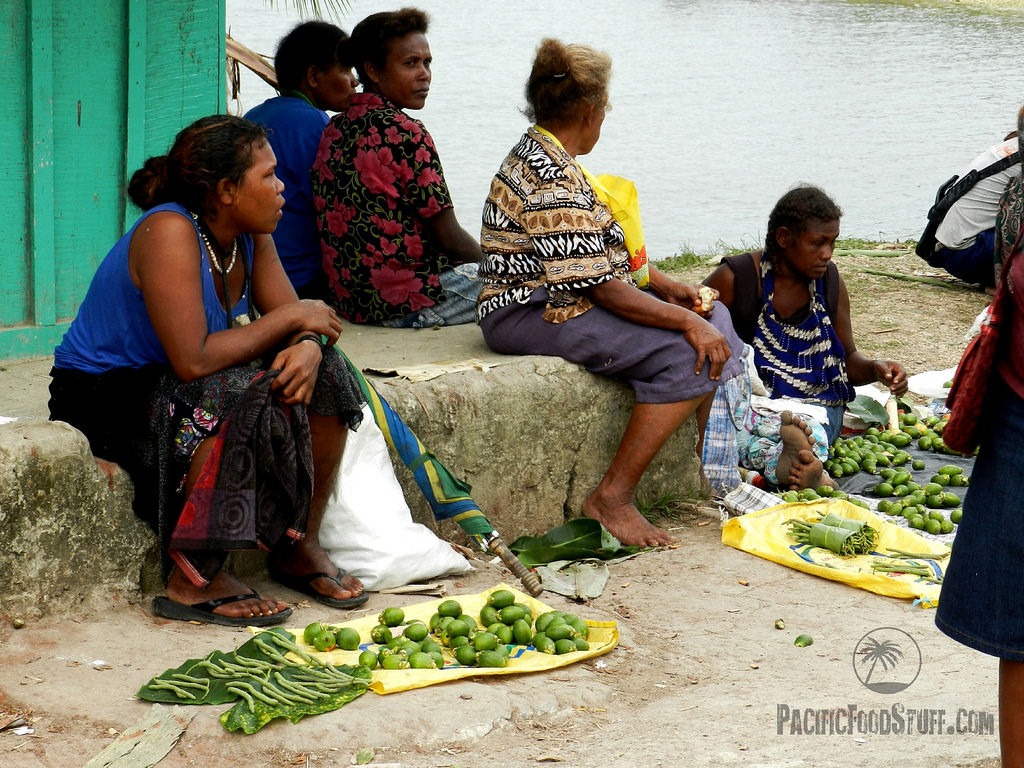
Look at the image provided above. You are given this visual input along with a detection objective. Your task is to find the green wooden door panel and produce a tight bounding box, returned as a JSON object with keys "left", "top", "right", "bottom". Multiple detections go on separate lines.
{"left": 51, "top": 0, "right": 128, "bottom": 320}
{"left": 0, "top": 3, "right": 31, "bottom": 327}
{"left": 1, "top": 0, "right": 224, "bottom": 361}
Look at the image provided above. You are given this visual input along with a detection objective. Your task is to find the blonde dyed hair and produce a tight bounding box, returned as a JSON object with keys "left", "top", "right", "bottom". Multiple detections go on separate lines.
{"left": 525, "top": 38, "right": 611, "bottom": 127}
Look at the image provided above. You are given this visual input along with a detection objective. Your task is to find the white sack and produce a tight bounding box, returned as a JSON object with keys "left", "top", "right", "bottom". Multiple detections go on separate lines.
{"left": 318, "top": 403, "right": 472, "bottom": 591}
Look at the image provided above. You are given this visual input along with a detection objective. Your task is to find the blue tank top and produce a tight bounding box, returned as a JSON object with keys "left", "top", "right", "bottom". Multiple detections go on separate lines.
{"left": 54, "top": 202, "right": 254, "bottom": 374}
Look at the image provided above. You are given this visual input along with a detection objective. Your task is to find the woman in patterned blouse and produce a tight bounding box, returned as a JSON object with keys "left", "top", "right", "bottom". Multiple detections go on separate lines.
{"left": 312, "top": 8, "right": 482, "bottom": 327}
{"left": 478, "top": 39, "right": 744, "bottom": 547}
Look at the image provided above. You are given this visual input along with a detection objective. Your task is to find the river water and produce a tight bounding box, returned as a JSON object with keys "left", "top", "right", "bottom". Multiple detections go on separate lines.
{"left": 227, "top": 0, "right": 1024, "bottom": 259}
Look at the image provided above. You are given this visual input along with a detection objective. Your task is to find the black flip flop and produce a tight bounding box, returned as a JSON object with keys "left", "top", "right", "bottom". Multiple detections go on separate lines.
{"left": 151, "top": 593, "right": 292, "bottom": 627}
{"left": 268, "top": 562, "right": 369, "bottom": 609}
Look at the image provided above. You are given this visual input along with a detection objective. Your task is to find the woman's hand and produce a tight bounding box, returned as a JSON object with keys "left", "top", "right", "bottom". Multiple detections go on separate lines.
{"left": 875, "top": 360, "right": 908, "bottom": 397}
{"left": 269, "top": 340, "right": 322, "bottom": 405}
{"left": 683, "top": 315, "right": 731, "bottom": 381}
{"left": 648, "top": 269, "right": 718, "bottom": 316}
{"left": 661, "top": 281, "right": 699, "bottom": 308}
{"left": 285, "top": 299, "right": 344, "bottom": 347}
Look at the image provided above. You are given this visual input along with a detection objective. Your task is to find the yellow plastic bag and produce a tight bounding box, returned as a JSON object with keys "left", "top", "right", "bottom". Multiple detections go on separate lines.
{"left": 264, "top": 584, "right": 618, "bottom": 694}
{"left": 721, "top": 500, "right": 947, "bottom": 607}
{"left": 532, "top": 125, "right": 649, "bottom": 287}
{"left": 582, "top": 170, "right": 650, "bottom": 288}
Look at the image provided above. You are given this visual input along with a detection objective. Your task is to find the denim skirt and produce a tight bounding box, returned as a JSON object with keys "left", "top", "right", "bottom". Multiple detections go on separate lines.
{"left": 935, "top": 377, "right": 1024, "bottom": 659}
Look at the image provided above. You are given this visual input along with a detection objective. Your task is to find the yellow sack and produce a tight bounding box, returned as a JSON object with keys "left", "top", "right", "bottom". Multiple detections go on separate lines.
{"left": 585, "top": 172, "right": 650, "bottom": 288}
{"left": 264, "top": 583, "right": 618, "bottom": 695}
{"left": 721, "top": 499, "right": 947, "bottom": 607}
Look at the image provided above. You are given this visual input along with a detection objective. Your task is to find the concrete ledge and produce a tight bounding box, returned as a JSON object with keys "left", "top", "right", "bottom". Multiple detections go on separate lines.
{"left": 0, "top": 420, "right": 159, "bottom": 617}
{"left": 0, "top": 322, "right": 704, "bottom": 615}
{"left": 372, "top": 355, "right": 702, "bottom": 544}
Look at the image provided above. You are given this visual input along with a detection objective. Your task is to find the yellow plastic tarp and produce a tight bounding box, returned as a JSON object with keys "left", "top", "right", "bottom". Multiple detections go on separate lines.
{"left": 721, "top": 500, "right": 947, "bottom": 607}
{"left": 262, "top": 584, "right": 618, "bottom": 694}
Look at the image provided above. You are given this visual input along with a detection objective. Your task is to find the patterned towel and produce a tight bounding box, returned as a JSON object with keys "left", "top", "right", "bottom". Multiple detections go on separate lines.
{"left": 721, "top": 482, "right": 783, "bottom": 517}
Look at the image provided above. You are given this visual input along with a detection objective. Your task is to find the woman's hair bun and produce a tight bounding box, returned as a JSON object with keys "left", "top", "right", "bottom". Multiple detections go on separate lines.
{"left": 525, "top": 38, "right": 610, "bottom": 127}
{"left": 127, "top": 154, "right": 171, "bottom": 211}
{"left": 127, "top": 114, "right": 267, "bottom": 213}
{"left": 534, "top": 38, "right": 571, "bottom": 80}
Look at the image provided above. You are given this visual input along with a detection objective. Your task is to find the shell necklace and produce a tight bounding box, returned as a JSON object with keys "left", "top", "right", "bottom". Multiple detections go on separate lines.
{"left": 197, "top": 226, "right": 238, "bottom": 274}
{"left": 189, "top": 210, "right": 254, "bottom": 329}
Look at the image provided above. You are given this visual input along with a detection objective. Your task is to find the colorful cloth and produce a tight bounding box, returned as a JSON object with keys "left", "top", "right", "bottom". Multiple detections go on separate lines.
{"left": 50, "top": 348, "right": 364, "bottom": 581}
{"left": 996, "top": 174, "right": 1024, "bottom": 273}
{"left": 753, "top": 254, "right": 854, "bottom": 407}
{"left": 700, "top": 378, "right": 743, "bottom": 496}
{"left": 478, "top": 126, "right": 632, "bottom": 324}
{"left": 733, "top": 408, "right": 829, "bottom": 486}
{"left": 312, "top": 92, "right": 456, "bottom": 324}
{"left": 170, "top": 369, "right": 311, "bottom": 585}
{"left": 701, "top": 358, "right": 829, "bottom": 490}
{"left": 154, "top": 348, "right": 363, "bottom": 581}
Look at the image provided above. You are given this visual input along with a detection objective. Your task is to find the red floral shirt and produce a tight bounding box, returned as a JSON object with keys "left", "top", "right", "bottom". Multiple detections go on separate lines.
{"left": 312, "top": 92, "right": 454, "bottom": 323}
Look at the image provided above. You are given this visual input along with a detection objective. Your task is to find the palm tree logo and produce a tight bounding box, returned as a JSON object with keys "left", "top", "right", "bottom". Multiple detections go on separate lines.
{"left": 853, "top": 627, "right": 921, "bottom": 693}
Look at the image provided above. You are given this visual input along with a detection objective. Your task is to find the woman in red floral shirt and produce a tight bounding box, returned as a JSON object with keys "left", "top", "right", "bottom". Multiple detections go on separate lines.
{"left": 312, "top": 8, "right": 481, "bottom": 326}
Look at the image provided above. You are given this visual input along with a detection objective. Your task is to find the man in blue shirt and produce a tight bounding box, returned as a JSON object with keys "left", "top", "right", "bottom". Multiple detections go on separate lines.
{"left": 245, "top": 21, "right": 357, "bottom": 298}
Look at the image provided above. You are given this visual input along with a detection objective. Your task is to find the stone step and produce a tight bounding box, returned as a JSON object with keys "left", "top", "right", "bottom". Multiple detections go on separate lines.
{"left": 0, "top": 323, "right": 703, "bottom": 616}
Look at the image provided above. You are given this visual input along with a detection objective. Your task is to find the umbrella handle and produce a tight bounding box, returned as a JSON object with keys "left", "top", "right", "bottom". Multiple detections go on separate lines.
{"left": 488, "top": 536, "right": 543, "bottom": 597}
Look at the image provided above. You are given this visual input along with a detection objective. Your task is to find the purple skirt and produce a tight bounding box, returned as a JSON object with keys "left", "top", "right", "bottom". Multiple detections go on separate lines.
{"left": 479, "top": 287, "right": 744, "bottom": 403}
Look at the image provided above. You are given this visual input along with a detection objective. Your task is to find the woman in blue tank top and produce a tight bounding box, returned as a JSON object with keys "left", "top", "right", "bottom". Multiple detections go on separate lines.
{"left": 49, "top": 115, "right": 369, "bottom": 625}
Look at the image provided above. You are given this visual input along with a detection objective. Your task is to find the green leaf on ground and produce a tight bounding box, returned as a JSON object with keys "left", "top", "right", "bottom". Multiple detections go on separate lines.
{"left": 508, "top": 518, "right": 648, "bottom": 567}
{"left": 136, "top": 627, "right": 371, "bottom": 734}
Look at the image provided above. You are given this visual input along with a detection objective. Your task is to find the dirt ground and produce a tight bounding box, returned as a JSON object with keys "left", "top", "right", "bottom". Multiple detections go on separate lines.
{"left": 0, "top": 517, "right": 1005, "bottom": 768}
{"left": 0, "top": 245, "right": 1002, "bottom": 768}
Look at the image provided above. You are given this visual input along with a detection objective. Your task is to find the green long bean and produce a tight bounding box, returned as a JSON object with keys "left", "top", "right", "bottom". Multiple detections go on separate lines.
{"left": 147, "top": 680, "right": 198, "bottom": 699}
{"left": 226, "top": 684, "right": 256, "bottom": 713}
{"left": 274, "top": 671, "right": 329, "bottom": 700}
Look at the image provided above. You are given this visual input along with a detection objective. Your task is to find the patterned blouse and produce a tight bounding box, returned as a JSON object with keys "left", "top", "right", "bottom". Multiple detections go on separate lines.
{"left": 478, "top": 126, "right": 633, "bottom": 324}
{"left": 311, "top": 92, "right": 455, "bottom": 324}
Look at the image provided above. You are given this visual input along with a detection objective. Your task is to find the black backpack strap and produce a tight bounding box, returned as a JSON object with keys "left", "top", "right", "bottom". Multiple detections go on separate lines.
{"left": 824, "top": 262, "right": 840, "bottom": 321}
{"left": 916, "top": 149, "right": 1021, "bottom": 260}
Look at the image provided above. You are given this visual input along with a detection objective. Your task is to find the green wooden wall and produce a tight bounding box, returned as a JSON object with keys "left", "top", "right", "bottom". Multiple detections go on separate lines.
{"left": 0, "top": 0, "right": 225, "bottom": 360}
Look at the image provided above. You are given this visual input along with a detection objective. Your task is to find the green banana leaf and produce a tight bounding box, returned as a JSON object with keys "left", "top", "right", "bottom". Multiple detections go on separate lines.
{"left": 508, "top": 518, "right": 647, "bottom": 567}
{"left": 845, "top": 395, "right": 889, "bottom": 427}
{"left": 136, "top": 628, "right": 370, "bottom": 734}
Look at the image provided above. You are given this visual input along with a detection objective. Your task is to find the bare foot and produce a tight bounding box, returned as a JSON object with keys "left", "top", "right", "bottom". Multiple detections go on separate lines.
{"left": 777, "top": 411, "right": 816, "bottom": 486}
{"left": 582, "top": 489, "right": 676, "bottom": 547}
{"left": 786, "top": 448, "right": 825, "bottom": 490}
{"left": 272, "top": 540, "right": 364, "bottom": 602}
{"left": 166, "top": 568, "right": 287, "bottom": 620}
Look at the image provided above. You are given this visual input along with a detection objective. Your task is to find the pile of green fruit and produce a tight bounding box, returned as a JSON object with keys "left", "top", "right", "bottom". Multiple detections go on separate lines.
{"left": 874, "top": 464, "right": 967, "bottom": 535}
{"left": 825, "top": 411, "right": 965, "bottom": 481}
{"left": 776, "top": 486, "right": 870, "bottom": 506}
{"left": 301, "top": 590, "right": 592, "bottom": 673}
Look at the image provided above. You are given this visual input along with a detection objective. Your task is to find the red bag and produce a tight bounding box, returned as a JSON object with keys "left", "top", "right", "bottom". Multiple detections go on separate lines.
{"left": 942, "top": 265, "right": 1012, "bottom": 455}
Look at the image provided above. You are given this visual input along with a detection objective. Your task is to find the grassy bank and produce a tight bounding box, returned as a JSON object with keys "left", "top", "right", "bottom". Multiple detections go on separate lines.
{"left": 959, "top": 0, "right": 1024, "bottom": 8}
